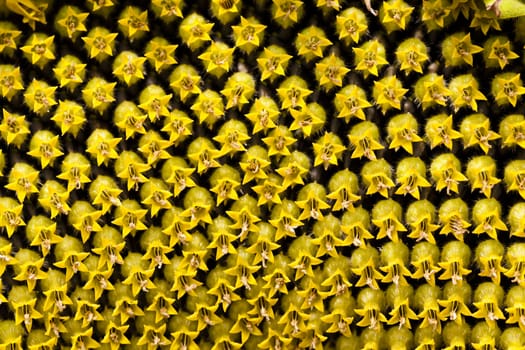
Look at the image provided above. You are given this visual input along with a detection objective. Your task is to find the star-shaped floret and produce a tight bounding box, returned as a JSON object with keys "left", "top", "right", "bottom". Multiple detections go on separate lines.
{"left": 28, "top": 223, "right": 61, "bottom": 257}
{"left": 262, "top": 127, "right": 296, "bottom": 157}
{"left": 470, "top": 8, "right": 501, "bottom": 34}
{"left": 85, "top": 131, "right": 121, "bottom": 166}
{"left": 169, "top": 65, "right": 202, "bottom": 102}
{"left": 0, "top": 66, "right": 24, "bottom": 101}
{"left": 353, "top": 40, "right": 389, "bottom": 77}
{"left": 112, "top": 296, "right": 144, "bottom": 324}
{"left": 257, "top": 46, "right": 293, "bottom": 81}
{"left": 381, "top": 0, "right": 414, "bottom": 32}
{"left": 407, "top": 216, "right": 440, "bottom": 243}
{"left": 341, "top": 221, "right": 374, "bottom": 247}
{"left": 207, "top": 230, "right": 237, "bottom": 260}
{"left": 112, "top": 53, "right": 147, "bottom": 86}
{"left": 472, "top": 211, "right": 508, "bottom": 240}
{"left": 82, "top": 29, "right": 118, "bottom": 59}
{"left": 92, "top": 240, "right": 125, "bottom": 269}
{"left": 146, "top": 292, "right": 178, "bottom": 323}
{"left": 426, "top": 114, "right": 463, "bottom": 150}
{"left": 138, "top": 92, "right": 172, "bottom": 123}
{"left": 278, "top": 304, "right": 309, "bottom": 336}
{"left": 272, "top": 0, "right": 304, "bottom": 24}
{"left": 469, "top": 168, "right": 500, "bottom": 199}
{"left": 472, "top": 298, "right": 505, "bottom": 325}
{"left": 151, "top": 0, "right": 183, "bottom": 19}
{"left": 276, "top": 161, "right": 309, "bottom": 189}
{"left": 312, "top": 132, "right": 346, "bottom": 170}
{"left": 315, "top": 53, "right": 350, "bottom": 91}
{"left": 143, "top": 242, "right": 172, "bottom": 269}
{"left": 388, "top": 120, "right": 423, "bottom": 155}
{"left": 396, "top": 38, "right": 428, "bottom": 74}
{"left": 421, "top": 0, "right": 450, "bottom": 29}
{"left": 505, "top": 304, "right": 525, "bottom": 331}
{"left": 38, "top": 190, "right": 70, "bottom": 219}
{"left": 433, "top": 165, "right": 468, "bottom": 195}
{"left": 179, "top": 14, "right": 214, "bottom": 49}
{"left": 163, "top": 215, "right": 192, "bottom": 247}
{"left": 165, "top": 166, "right": 196, "bottom": 198}
{"left": 445, "top": 32, "right": 483, "bottom": 66}
{"left": 336, "top": 8, "right": 368, "bottom": 44}
{"left": 440, "top": 213, "right": 471, "bottom": 241}
{"left": 487, "top": 38, "right": 519, "bottom": 69}
{"left": 24, "top": 80, "right": 57, "bottom": 116}
{"left": 198, "top": 41, "right": 235, "bottom": 78}
{"left": 187, "top": 304, "right": 222, "bottom": 331}
{"left": 295, "top": 26, "right": 332, "bottom": 61}
{"left": 269, "top": 214, "right": 303, "bottom": 241}
{"left": 373, "top": 214, "right": 407, "bottom": 241}
{"left": 252, "top": 178, "right": 284, "bottom": 207}
{"left": 86, "top": 0, "right": 115, "bottom": 12}
{"left": 12, "top": 297, "right": 42, "bottom": 331}
{"left": 240, "top": 155, "right": 271, "bottom": 184}
{"left": 101, "top": 323, "right": 130, "bottom": 350}
{"left": 411, "top": 257, "right": 441, "bottom": 285}
{"left": 363, "top": 173, "right": 395, "bottom": 198}
{"left": 27, "top": 135, "right": 63, "bottom": 169}
{"left": 116, "top": 161, "right": 150, "bottom": 192}
{"left": 112, "top": 206, "right": 148, "bottom": 238}
{"left": 354, "top": 305, "right": 388, "bottom": 329}
{"left": 438, "top": 260, "right": 472, "bottom": 285}
{"left": 72, "top": 210, "right": 102, "bottom": 243}
{"left": 464, "top": 119, "right": 501, "bottom": 154}
{"left": 122, "top": 268, "right": 156, "bottom": 296}
{"left": 478, "top": 255, "right": 506, "bottom": 284}
{"left": 438, "top": 296, "right": 471, "bottom": 323}
{"left": 395, "top": 171, "right": 431, "bottom": 200}
{"left": 83, "top": 268, "right": 114, "bottom": 300}
{"left": 162, "top": 110, "right": 193, "bottom": 145}
{"left": 187, "top": 145, "right": 222, "bottom": 175}
{"left": 54, "top": 252, "right": 89, "bottom": 281}
{"left": 0, "top": 109, "right": 30, "bottom": 148}
{"left": 51, "top": 100, "right": 86, "bottom": 137}
{"left": 82, "top": 78, "right": 116, "bottom": 113}
{"left": 231, "top": 314, "right": 263, "bottom": 345}
{"left": 450, "top": 76, "right": 487, "bottom": 112}
{"left": 57, "top": 163, "right": 90, "bottom": 193}
{"left": 418, "top": 74, "right": 451, "bottom": 109}
{"left": 171, "top": 327, "right": 200, "bottom": 350}
{"left": 92, "top": 187, "right": 122, "bottom": 215}
{"left": 70, "top": 327, "right": 100, "bottom": 349}
{"left": 334, "top": 85, "right": 371, "bottom": 122}
{"left": 21, "top": 34, "right": 55, "bottom": 66}
{"left": 494, "top": 73, "right": 525, "bottom": 107}
{"left": 138, "top": 133, "right": 171, "bottom": 165}
{"left": 373, "top": 76, "right": 409, "bottom": 112}
{"left": 144, "top": 37, "right": 178, "bottom": 72}
{"left": 276, "top": 82, "right": 312, "bottom": 111}
{"left": 142, "top": 187, "right": 172, "bottom": 218}
{"left": 13, "top": 258, "right": 47, "bottom": 291}
{"left": 56, "top": 6, "right": 89, "bottom": 39}
{"left": 210, "top": 178, "right": 241, "bottom": 206}
{"left": 387, "top": 299, "right": 418, "bottom": 329}
{"left": 182, "top": 203, "right": 213, "bottom": 228}
{"left": 0, "top": 25, "right": 21, "bottom": 53}
{"left": 348, "top": 130, "right": 384, "bottom": 161}
{"left": 289, "top": 106, "right": 325, "bottom": 137}
{"left": 232, "top": 16, "right": 266, "bottom": 53}
{"left": 296, "top": 196, "right": 331, "bottom": 222}
{"left": 118, "top": 7, "right": 149, "bottom": 39}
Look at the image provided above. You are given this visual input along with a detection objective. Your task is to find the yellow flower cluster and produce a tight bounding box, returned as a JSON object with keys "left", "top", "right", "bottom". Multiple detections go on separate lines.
{"left": 1, "top": 0, "right": 525, "bottom": 349}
